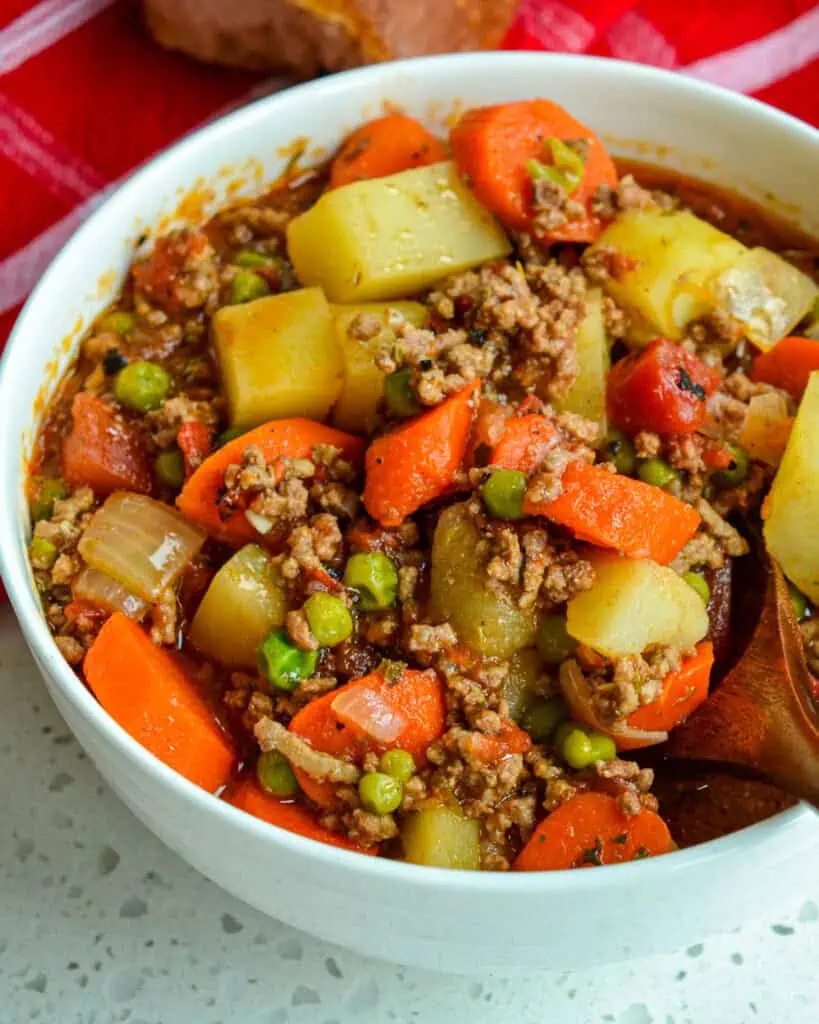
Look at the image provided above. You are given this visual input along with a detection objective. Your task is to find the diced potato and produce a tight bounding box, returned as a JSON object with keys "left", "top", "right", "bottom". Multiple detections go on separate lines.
{"left": 189, "top": 544, "right": 287, "bottom": 667}
{"left": 504, "top": 648, "right": 545, "bottom": 722}
{"left": 566, "top": 553, "right": 709, "bottom": 657}
{"left": 589, "top": 209, "right": 746, "bottom": 340}
{"left": 212, "top": 287, "right": 343, "bottom": 429}
{"left": 330, "top": 301, "right": 428, "bottom": 433}
{"left": 429, "top": 503, "right": 538, "bottom": 659}
{"left": 287, "top": 161, "right": 511, "bottom": 303}
{"left": 556, "top": 287, "right": 610, "bottom": 429}
{"left": 401, "top": 803, "right": 481, "bottom": 870}
{"left": 710, "top": 247, "right": 819, "bottom": 351}
{"left": 764, "top": 373, "right": 819, "bottom": 603}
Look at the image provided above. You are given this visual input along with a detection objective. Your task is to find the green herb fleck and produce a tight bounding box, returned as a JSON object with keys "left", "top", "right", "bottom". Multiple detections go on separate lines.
{"left": 677, "top": 367, "right": 706, "bottom": 401}
{"left": 579, "top": 837, "right": 604, "bottom": 866}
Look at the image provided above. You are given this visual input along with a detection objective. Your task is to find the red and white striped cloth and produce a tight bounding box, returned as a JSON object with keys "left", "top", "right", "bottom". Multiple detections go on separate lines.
{"left": 1, "top": 0, "right": 817, "bottom": 351}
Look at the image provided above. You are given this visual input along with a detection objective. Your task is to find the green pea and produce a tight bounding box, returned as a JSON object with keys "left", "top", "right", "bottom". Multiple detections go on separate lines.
{"left": 560, "top": 725, "right": 616, "bottom": 769}
{"left": 383, "top": 368, "right": 422, "bottom": 418}
{"left": 29, "top": 536, "right": 58, "bottom": 569}
{"left": 712, "top": 444, "right": 749, "bottom": 489}
{"left": 304, "top": 592, "right": 353, "bottom": 646}
{"left": 215, "top": 425, "right": 247, "bottom": 449}
{"left": 789, "top": 583, "right": 810, "bottom": 622}
{"left": 358, "top": 772, "right": 403, "bottom": 814}
{"left": 682, "top": 570, "right": 711, "bottom": 605}
{"left": 258, "top": 629, "right": 319, "bottom": 691}
{"left": 30, "top": 476, "right": 68, "bottom": 522}
{"left": 230, "top": 269, "right": 270, "bottom": 305}
{"left": 522, "top": 695, "right": 569, "bottom": 743}
{"left": 481, "top": 469, "right": 528, "bottom": 520}
{"left": 100, "top": 311, "right": 136, "bottom": 336}
{"left": 344, "top": 552, "right": 398, "bottom": 611}
{"left": 234, "top": 250, "right": 274, "bottom": 269}
{"left": 256, "top": 750, "right": 298, "bottom": 796}
{"left": 637, "top": 458, "right": 679, "bottom": 490}
{"left": 114, "top": 361, "right": 171, "bottom": 412}
{"left": 604, "top": 428, "right": 637, "bottom": 476}
{"left": 379, "top": 749, "right": 415, "bottom": 784}
{"left": 155, "top": 449, "right": 185, "bottom": 490}
{"left": 536, "top": 616, "right": 576, "bottom": 665}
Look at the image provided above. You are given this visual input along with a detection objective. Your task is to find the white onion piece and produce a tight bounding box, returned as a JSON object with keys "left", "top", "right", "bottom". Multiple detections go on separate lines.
{"left": 331, "top": 685, "right": 407, "bottom": 744}
{"left": 74, "top": 566, "right": 149, "bottom": 620}
{"left": 711, "top": 247, "right": 818, "bottom": 351}
{"left": 245, "top": 509, "right": 274, "bottom": 535}
{"left": 702, "top": 393, "right": 747, "bottom": 442}
{"left": 738, "top": 391, "right": 792, "bottom": 467}
{"left": 559, "top": 660, "right": 668, "bottom": 748}
{"left": 78, "top": 492, "right": 206, "bottom": 601}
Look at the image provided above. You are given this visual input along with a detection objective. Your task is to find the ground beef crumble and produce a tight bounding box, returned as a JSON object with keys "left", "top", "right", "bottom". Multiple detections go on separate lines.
{"left": 566, "top": 644, "right": 689, "bottom": 725}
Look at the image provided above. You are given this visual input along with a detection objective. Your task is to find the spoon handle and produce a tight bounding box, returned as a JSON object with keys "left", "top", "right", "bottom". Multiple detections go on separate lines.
{"left": 668, "top": 562, "right": 819, "bottom": 810}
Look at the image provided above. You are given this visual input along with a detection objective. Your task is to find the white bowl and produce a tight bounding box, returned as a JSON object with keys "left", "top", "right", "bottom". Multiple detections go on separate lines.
{"left": 1, "top": 53, "right": 817, "bottom": 974}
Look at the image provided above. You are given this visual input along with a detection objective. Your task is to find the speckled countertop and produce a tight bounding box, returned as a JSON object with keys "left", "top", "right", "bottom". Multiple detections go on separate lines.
{"left": 2, "top": 606, "right": 818, "bottom": 1024}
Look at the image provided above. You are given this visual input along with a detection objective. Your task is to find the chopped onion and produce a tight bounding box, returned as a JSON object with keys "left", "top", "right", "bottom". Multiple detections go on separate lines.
{"left": 711, "top": 247, "right": 819, "bottom": 352}
{"left": 245, "top": 509, "right": 274, "bottom": 535}
{"left": 74, "top": 566, "right": 148, "bottom": 620}
{"left": 739, "top": 391, "right": 793, "bottom": 467}
{"left": 331, "top": 685, "right": 407, "bottom": 744}
{"left": 559, "top": 660, "right": 668, "bottom": 750}
{"left": 78, "top": 492, "right": 205, "bottom": 602}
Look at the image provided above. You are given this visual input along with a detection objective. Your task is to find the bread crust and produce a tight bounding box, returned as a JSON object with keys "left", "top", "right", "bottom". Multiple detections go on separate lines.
{"left": 143, "top": 0, "right": 517, "bottom": 76}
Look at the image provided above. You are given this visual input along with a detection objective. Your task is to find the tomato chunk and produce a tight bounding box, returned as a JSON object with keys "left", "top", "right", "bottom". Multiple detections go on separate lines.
{"left": 131, "top": 229, "right": 211, "bottom": 314}
{"left": 62, "top": 393, "right": 152, "bottom": 496}
{"left": 606, "top": 339, "right": 721, "bottom": 435}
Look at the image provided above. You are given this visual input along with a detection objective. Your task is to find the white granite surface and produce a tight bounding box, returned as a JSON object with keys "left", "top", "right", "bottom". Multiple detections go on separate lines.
{"left": 1, "top": 605, "right": 817, "bottom": 1024}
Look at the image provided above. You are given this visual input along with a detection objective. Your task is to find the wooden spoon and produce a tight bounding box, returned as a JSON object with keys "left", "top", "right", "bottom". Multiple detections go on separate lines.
{"left": 666, "top": 557, "right": 819, "bottom": 809}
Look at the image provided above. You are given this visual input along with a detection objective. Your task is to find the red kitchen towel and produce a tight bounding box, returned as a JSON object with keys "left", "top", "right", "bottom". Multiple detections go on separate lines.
{"left": 0, "top": 0, "right": 817, "bottom": 353}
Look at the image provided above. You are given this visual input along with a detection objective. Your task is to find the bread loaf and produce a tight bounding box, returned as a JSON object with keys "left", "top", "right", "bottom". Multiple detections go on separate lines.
{"left": 143, "top": 0, "right": 517, "bottom": 77}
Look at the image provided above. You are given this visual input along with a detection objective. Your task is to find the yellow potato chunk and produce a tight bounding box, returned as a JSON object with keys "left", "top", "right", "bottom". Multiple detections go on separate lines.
{"left": 504, "top": 648, "right": 545, "bottom": 722}
{"left": 330, "top": 301, "right": 428, "bottom": 434}
{"left": 566, "top": 553, "right": 709, "bottom": 657}
{"left": 710, "top": 247, "right": 819, "bottom": 352}
{"left": 401, "top": 804, "right": 480, "bottom": 870}
{"left": 213, "top": 287, "right": 343, "bottom": 429}
{"left": 287, "top": 161, "right": 511, "bottom": 302}
{"left": 189, "top": 544, "right": 287, "bottom": 667}
{"left": 590, "top": 209, "right": 746, "bottom": 340}
{"left": 429, "top": 503, "right": 538, "bottom": 659}
{"left": 764, "top": 373, "right": 819, "bottom": 603}
{"left": 556, "top": 287, "right": 610, "bottom": 429}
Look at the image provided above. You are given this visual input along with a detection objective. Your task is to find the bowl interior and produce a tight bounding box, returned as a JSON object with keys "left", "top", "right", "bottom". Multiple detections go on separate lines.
{"left": 0, "top": 52, "right": 816, "bottom": 899}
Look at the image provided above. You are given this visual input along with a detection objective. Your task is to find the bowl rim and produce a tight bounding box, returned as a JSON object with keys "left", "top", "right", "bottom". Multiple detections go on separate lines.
{"left": 0, "top": 50, "right": 815, "bottom": 890}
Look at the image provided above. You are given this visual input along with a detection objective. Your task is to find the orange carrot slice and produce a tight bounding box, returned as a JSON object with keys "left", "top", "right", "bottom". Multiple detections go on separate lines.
{"left": 363, "top": 381, "right": 479, "bottom": 527}
{"left": 225, "top": 776, "right": 376, "bottom": 854}
{"left": 621, "top": 642, "right": 713, "bottom": 747}
{"left": 330, "top": 114, "right": 448, "bottom": 189}
{"left": 525, "top": 461, "right": 701, "bottom": 564}
{"left": 514, "top": 792, "right": 674, "bottom": 871}
{"left": 450, "top": 100, "right": 617, "bottom": 244}
{"left": 289, "top": 668, "right": 445, "bottom": 808}
{"left": 489, "top": 413, "right": 557, "bottom": 474}
{"left": 177, "top": 418, "right": 364, "bottom": 545}
{"left": 84, "top": 613, "right": 235, "bottom": 791}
